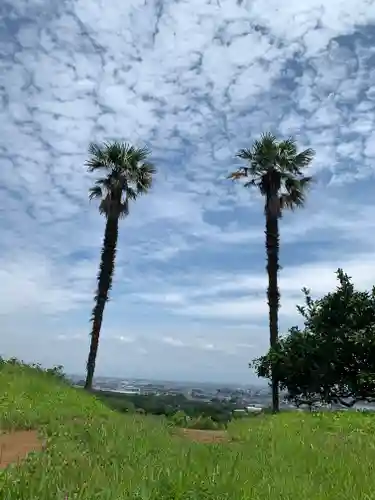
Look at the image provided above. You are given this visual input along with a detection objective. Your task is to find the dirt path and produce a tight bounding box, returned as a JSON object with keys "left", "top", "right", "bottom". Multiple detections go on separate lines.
{"left": 0, "top": 430, "right": 44, "bottom": 469}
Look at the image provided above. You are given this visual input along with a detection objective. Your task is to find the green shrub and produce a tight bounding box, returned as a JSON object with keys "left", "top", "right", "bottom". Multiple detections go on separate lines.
{"left": 0, "top": 356, "right": 68, "bottom": 382}
{"left": 187, "top": 415, "right": 220, "bottom": 430}
{"left": 169, "top": 410, "right": 191, "bottom": 427}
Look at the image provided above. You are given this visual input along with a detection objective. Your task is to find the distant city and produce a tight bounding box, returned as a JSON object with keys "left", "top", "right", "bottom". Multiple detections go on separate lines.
{"left": 68, "top": 375, "right": 375, "bottom": 412}
{"left": 68, "top": 374, "right": 284, "bottom": 408}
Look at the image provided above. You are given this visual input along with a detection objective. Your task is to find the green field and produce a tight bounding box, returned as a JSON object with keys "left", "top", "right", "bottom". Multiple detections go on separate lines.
{"left": 1, "top": 362, "right": 375, "bottom": 499}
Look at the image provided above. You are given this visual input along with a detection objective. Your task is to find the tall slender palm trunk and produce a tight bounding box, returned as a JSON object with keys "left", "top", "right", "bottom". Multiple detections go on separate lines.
{"left": 84, "top": 215, "right": 119, "bottom": 390}
{"left": 265, "top": 205, "right": 280, "bottom": 413}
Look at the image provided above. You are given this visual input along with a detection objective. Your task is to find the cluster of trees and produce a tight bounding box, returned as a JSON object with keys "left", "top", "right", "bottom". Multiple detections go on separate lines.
{"left": 95, "top": 390, "right": 234, "bottom": 426}
{"left": 254, "top": 270, "right": 375, "bottom": 409}
{"left": 83, "top": 134, "right": 316, "bottom": 418}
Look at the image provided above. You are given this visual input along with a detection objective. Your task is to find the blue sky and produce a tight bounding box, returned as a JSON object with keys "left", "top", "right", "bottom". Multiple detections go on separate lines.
{"left": 1, "top": 0, "right": 375, "bottom": 383}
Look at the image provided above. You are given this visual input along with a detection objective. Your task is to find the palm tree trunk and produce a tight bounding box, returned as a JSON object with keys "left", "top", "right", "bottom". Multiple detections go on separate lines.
{"left": 265, "top": 205, "right": 280, "bottom": 413}
{"left": 84, "top": 215, "right": 119, "bottom": 390}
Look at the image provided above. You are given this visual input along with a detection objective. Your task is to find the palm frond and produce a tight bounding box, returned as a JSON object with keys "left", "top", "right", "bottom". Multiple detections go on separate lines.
{"left": 86, "top": 143, "right": 111, "bottom": 171}
{"left": 280, "top": 191, "right": 305, "bottom": 211}
{"left": 98, "top": 195, "right": 111, "bottom": 215}
{"left": 94, "top": 177, "right": 112, "bottom": 189}
{"left": 252, "top": 133, "right": 278, "bottom": 170}
{"left": 126, "top": 160, "right": 155, "bottom": 195}
{"left": 283, "top": 147, "right": 316, "bottom": 175}
{"left": 118, "top": 198, "right": 130, "bottom": 219}
{"left": 230, "top": 133, "right": 315, "bottom": 213}
{"left": 259, "top": 132, "right": 277, "bottom": 149}
{"left": 236, "top": 148, "right": 253, "bottom": 161}
{"left": 130, "top": 146, "right": 151, "bottom": 164}
{"left": 132, "top": 161, "right": 155, "bottom": 185}
{"left": 279, "top": 137, "right": 298, "bottom": 158}
{"left": 89, "top": 185, "right": 103, "bottom": 200}
{"left": 244, "top": 179, "right": 257, "bottom": 188}
{"left": 136, "top": 178, "right": 153, "bottom": 195}
{"left": 281, "top": 175, "right": 313, "bottom": 210}
{"left": 125, "top": 186, "right": 137, "bottom": 201}
{"left": 86, "top": 140, "right": 156, "bottom": 217}
{"left": 257, "top": 133, "right": 278, "bottom": 158}
{"left": 299, "top": 175, "right": 314, "bottom": 188}
{"left": 294, "top": 148, "right": 316, "bottom": 168}
{"left": 106, "top": 141, "right": 128, "bottom": 166}
{"left": 228, "top": 167, "right": 249, "bottom": 180}
{"left": 284, "top": 175, "right": 314, "bottom": 192}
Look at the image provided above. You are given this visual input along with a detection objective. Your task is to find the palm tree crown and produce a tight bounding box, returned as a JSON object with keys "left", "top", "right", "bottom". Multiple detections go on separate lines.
{"left": 229, "top": 132, "right": 315, "bottom": 215}
{"left": 87, "top": 141, "right": 156, "bottom": 219}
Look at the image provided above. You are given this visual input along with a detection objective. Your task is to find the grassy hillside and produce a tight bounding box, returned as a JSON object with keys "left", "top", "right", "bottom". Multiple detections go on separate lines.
{"left": 1, "top": 363, "right": 375, "bottom": 499}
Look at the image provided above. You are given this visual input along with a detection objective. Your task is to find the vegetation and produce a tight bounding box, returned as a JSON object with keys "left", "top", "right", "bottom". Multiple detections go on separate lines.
{"left": 229, "top": 133, "right": 315, "bottom": 412}
{"left": 254, "top": 269, "right": 375, "bottom": 409}
{"left": 95, "top": 390, "right": 234, "bottom": 427}
{"left": 84, "top": 142, "right": 156, "bottom": 390}
{"left": 2, "top": 361, "right": 375, "bottom": 499}
{"left": 168, "top": 410, "right": 222, "bottom": 430}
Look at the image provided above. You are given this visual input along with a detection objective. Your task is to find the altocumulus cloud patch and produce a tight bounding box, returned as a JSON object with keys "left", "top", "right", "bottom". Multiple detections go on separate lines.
{"left": 0, "top": 0, "right": 375, "bottom": 382}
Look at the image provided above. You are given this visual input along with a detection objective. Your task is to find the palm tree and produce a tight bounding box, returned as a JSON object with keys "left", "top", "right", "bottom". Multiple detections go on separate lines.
{"left": 84, "top": 141, "right": 156, "bottom": 390}
{"left": 229, "top": 133, "right": 315, "bottom": 412}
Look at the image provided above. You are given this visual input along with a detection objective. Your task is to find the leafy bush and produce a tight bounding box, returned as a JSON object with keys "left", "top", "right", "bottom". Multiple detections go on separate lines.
{"left": 187, "top": 416, "right": 220, "bottom": 430}
{"left": 168, "top": 411, "right": 223, "bottom": 430}
{"left": 0, "top": 356, "right": 68, "bottom": 383}
{"left": 254, "top": 269, "right": 375, "bottom": 408}
{"left": 169, "top": 410, "right": 191, "bottom": 427}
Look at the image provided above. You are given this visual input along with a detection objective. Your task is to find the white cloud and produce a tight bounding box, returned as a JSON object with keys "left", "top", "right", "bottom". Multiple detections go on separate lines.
{"left": 0, "top": 254, "right": 91, "bottom": 315}
{"left": 134, "top": 252, "right": 375, "bottom": 325}
{"left": 113, "top": 336, "right": 135, "bottom": 343}
{"left": 1, "top": 0, "right": 375, "bottom": 382}
{"left": 162, "top": 336, "right": 185, "bottom": 347}
{"left": 160, "top": 335, "right": 256, "bottom": 357}
{"left": 57, "top": 334, "right": 85, "bottom": 341}
{"left": 364, "top": 132, "right": 375, "bottom": 157}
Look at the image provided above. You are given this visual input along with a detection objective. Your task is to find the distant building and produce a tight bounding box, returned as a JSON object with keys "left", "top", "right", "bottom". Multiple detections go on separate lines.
{"left": 245, "top": 405, "right": 263, "bottom": 414}
{"left": 117, "top": 385, "right": 141, "bottom": 395}
{"left": 233, "top": 405, "right": 263, "bottom": 417}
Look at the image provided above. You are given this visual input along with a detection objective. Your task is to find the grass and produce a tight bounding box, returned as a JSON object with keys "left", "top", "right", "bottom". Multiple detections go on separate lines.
{"left": 1, "top": 364, "right": 375, "bottom": 499}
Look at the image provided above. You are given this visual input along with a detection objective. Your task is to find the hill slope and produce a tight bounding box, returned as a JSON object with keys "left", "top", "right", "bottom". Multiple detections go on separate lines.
{"left": 0, "top": 362, "right": 375, "bottom": 499}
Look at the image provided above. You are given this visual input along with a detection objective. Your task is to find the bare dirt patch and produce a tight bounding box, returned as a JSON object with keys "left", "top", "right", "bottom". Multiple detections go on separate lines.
{"left": 176, "top": 428, "right": 230, "bottom": 444}
{"left": 0, "top": 430, "right": 44, "bottom": 469}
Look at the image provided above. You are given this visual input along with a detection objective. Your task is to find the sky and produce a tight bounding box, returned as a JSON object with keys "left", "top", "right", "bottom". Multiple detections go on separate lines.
{"left": 1, "top": 0, "right": 375, "bottom": 384}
